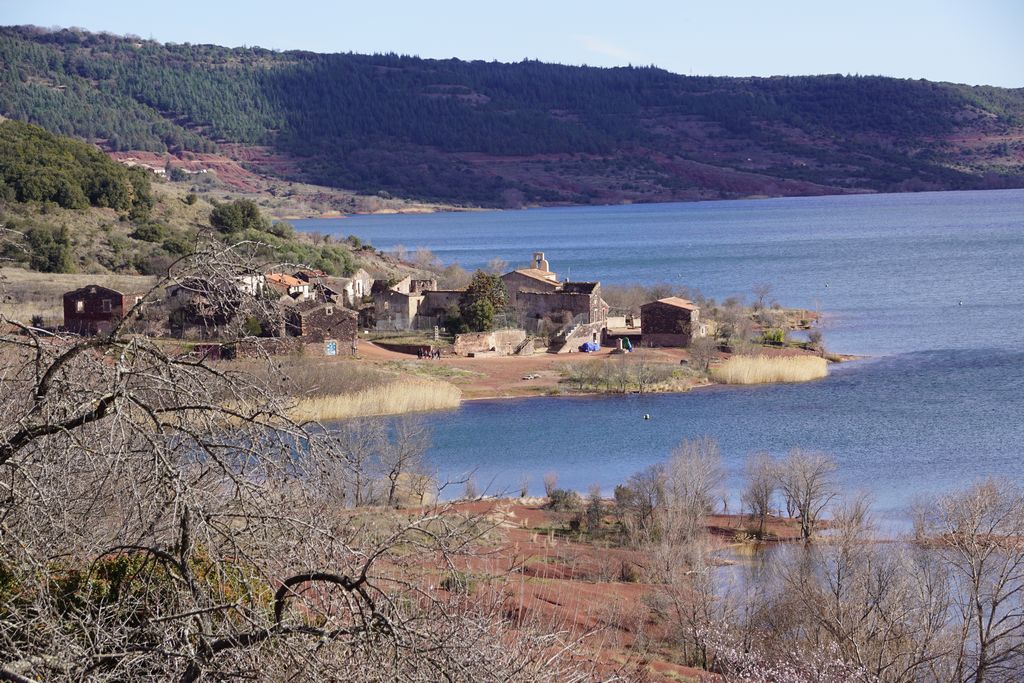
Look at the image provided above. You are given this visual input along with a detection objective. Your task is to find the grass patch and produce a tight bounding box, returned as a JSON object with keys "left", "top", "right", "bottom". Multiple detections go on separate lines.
{"left": 0, "top": 267, "right": 157, "bottom": 323}
{"left": 383, "top": 360, "right": 483, "bottom": 381}
{"left": 711, "top": 354, "right": 827, "bottom": 384}
{"left": 291, "top": 379, "right": 461, "bottom": 421}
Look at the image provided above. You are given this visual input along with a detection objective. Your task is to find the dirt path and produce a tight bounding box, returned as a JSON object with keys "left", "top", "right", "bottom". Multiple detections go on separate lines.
{"left": 359, "top": 342, "right": 695, "bottom": 400}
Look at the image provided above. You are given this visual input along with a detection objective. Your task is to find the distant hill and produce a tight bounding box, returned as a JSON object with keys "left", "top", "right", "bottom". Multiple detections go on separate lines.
{"left": 2, "top": 25, "right": 1023, "bottom": 207}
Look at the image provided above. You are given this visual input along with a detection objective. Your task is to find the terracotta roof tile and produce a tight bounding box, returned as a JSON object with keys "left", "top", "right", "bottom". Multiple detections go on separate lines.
{"left": 649, "top": 297, "right": 697, "bottom": 310}
{"left": 506, "top": 268, "right": 559, "bottom": 285}
{"left": 266, "top": 273, "right": 304, "bottom": 288}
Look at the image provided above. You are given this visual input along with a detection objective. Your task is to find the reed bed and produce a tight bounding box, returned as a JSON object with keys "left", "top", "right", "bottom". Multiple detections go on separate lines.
{"left": 291, "top": 379, "right": 462, "bottom": 422}
{"left": 711, "top": 354, "right": 827, "bottom": 385}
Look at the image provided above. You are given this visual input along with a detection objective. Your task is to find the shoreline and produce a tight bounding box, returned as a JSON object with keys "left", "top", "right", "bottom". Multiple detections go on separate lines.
{"left": 288, "top": 187, "right": 1024, "bottom": 225}
{"left": 357, "top": 342, "right": 865, "bottom": 408}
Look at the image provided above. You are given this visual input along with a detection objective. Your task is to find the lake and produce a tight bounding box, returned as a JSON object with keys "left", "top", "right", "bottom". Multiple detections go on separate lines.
{"left": 296, "top": 189, "right": 1024, "bottom": 522}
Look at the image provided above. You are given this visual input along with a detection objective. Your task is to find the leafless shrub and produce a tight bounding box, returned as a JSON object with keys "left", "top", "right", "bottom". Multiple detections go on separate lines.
{"left": 662, "top": 437, "right": 724, "bottom": 547}
{"left": 742, "top": 451, "right": 777, "bottom": 536}
{"left": 543, "top": 471, "right": 559, "bottom": 498}
{"left": 687, "top": 335, "right": 718, "bottom": 373}
{"left": 914, "top": 478, "right": 1024, "bottom": 682}
{"left": 0, "top": 242, "right": 599, "bottom": 682}
{"left": 752, "top": 282, "right": 773, "bottom": 311}
{"left": 776, "top": 449, "right": 838, "bottom": 541}
{"left": 614, "top": 463, "right": 665, "bottom": 547}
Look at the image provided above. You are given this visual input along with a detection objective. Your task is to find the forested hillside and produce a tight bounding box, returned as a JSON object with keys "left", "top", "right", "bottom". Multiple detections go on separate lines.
{"left": 3, "top": 25, "right": 1023, "bottom": 206}
{"left": 0, "top": 121, "right": 377, "bottom": 276}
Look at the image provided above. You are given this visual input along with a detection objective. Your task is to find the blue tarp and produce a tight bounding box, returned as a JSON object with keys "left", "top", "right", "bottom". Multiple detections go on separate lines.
{"left": 578, "top": 341, "right": 600, "bottom": 352}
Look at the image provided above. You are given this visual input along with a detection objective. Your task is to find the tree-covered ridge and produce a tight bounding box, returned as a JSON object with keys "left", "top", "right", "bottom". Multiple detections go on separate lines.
{"left": 0, "top": 121, "right": 363, "bottom": 276}
{"left": 0, "top": 119, "right": 153, "bottom": 215}
{"left": 2, "top": 25, "right": 1023, "bottom": 205}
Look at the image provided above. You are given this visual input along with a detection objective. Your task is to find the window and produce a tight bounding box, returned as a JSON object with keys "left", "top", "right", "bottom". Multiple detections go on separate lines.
{"left": 102, "top": 299, "right": 112, "bottom": 313}
{"left": 75, "top": 300, "right": 85, "bottom": 313}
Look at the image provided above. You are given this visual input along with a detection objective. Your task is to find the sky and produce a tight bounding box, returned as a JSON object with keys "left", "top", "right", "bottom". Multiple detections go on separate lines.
{"left": 2, "top": 0, "right": 1022, "bottom": 87}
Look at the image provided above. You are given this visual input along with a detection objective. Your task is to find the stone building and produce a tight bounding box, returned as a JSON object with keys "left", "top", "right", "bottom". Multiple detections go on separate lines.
{"left": 502, "top": 253, "right": 608, "bottom": 338}
{"left": 517, "top": 282, "right": 608, "bottom": 332}
{"left": 501, "top": 252, "right": 560, "bottom": 309}
{"left": 296, "top": 268, "right": 373, "bottom": 308}
{"left": 265, "top": 273, "right": 312, "bottom": 301}
{"left": 63, "top": 284, "right": 143, "bottom": 335}
{"left": 164, "top": 273, "right": 284, "bottom": 339}
{"left": 371, "top": 276, "right": 442, "bottom": 330}
{"left": 640, "top": 297, "right": 702, "bottom": 347}
{"left": 285, "top": 300, "right": 358, "bottom": 344}
{"left": 418, "top": 290, "right": 465, "bottom": 324}
{"left": 372, "top": 288, "right": 420, "bottom": 331}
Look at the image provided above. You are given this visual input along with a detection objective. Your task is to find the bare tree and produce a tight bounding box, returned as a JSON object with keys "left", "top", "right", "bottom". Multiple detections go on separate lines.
{"left": 688, "top": 335, "right": 717, "bottom": 373}
{"left": 776, "top": 449, "right": 838, "bottom": 541}
{"left": 916, "top": 478, "right": 1024, "bottom": 683}
{"left": 411, "top": 246, "right": 442, "bottom": 271}
{"left": 380, "top": 415, "right": 432, "bottom": 507}
{"left": 656, "top": 547, "right": 721, "bottom": 670}
{"left": 614, "top": 463, "right": 666, "bottom": 547}
{"left": 658, "top": 437, "right": 724, "bottom": 568}
{"left": 808, "top": 328, "right": 826, "bottom": 356}
{"left": 543, "top": 471, "right": 559, "bottom": 498}
{"left": 486, "top": 257, "right": 508, "bottom": 274}
{"left": 742, "top": 451, "right": 776, "bottom": 536}
{"left": 0, "top": 243, "right": 598, "bottom": 682}
{"left": 609, "top": 356, "right": 632, "bottom": 393}
{"left": 464, "top": 476, "right": 479, "bottom": 500}
{"left": 765, "top": 492, "right": 959, "bottom": 682}
{"left": 519, "top": 474, "right": 530, "bottom": 498}
{"left": 585, "top": 484, "right": 604, "bottom": 533}
{"left": 389, "top": 243, "right": 408, "bottom": 262}
{"left": 633, "top": 354, "right": 652, "bottom": 393}
{"left": 752, "top": 282, "right": 773, "bottom": 311}
{"left": 330, "top": 417, "right": 387, "bottom": 506}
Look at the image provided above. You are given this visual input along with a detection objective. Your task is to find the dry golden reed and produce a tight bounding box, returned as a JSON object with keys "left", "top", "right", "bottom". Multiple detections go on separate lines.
{"left": 291, "top": 379, "right": 462, "bottom": 422}
{"left": 711, "top": 354, "right": 828, "bottom": 385}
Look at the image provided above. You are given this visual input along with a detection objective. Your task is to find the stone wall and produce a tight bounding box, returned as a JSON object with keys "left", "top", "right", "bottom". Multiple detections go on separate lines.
{"left": 374, "top": 341, "right": 435, "bottom": 356}
{"left": 501, "top": 271, "right": 558, "bottom": 308}
{"left": 232, "top": 337, "right": 305, "bottom": 358}
{"left": 419, "top": 290, "right": 463, "bottom": 318}
{"left": 453, "top": 329, "right": 528, "bottom": 356}
{"left": 373, "top": 291, "right": 422, "bottom": 330}
{"left": 518, "top": 290, "right": 607, "bottom": 327}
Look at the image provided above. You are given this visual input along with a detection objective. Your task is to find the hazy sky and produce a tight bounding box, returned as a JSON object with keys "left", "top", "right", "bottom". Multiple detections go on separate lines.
{"left": 3, "top": 0, "right": 1022, "bottom": 87}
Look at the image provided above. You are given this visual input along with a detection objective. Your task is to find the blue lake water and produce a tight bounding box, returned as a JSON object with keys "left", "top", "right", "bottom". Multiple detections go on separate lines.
{"left": 296, "top": 189, "right": 1024, "bottom": 521}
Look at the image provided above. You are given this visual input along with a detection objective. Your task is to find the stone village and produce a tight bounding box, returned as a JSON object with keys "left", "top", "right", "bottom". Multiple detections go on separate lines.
{"left": 60, "top": 252, "right": 705, "bottom": 358}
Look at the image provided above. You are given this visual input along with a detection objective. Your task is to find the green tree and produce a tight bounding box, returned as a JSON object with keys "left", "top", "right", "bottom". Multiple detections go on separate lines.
{"left": 209, "top": 199, "right": 269, "bottom": 233}
{"left": 267, "top": 220, "right": 295, "bottom": 238}
{"left": 130, "top": 222, "right": 166, "bottom": 242}
{"left": 458, "top": 271, "right": 508, "bottom": 332}
{"left": 27, "top": 225, "right": 74, "bottom": 273}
